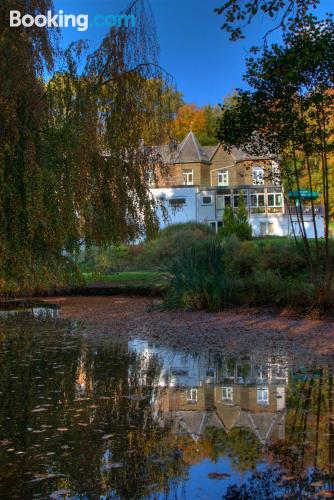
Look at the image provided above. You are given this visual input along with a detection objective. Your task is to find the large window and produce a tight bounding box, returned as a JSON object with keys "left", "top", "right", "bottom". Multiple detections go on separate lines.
{"left": 202, "top": 196, "right": 212, "bottom": 205}
{"left": 252, "top": 166, "right": 264, "bottom": 185}
{"left": 218, "top": 170, "right": 229, "bottom": 186}
{"left": 217, "top": 194, "right": 231, "bottom": 209}
{"left": 222, "top": 386, "right": 233, "bottom": 402}
{"left": 183, "top": 169, "right": 193, "bottom": 186}
{"left": 169, "top": 198, "right": 186, "bottom": 208}
{"left": 186, "top": 388, "right": 198, "bottom": 403}
{"left": 257, "top": 387, "right": 269, "bottom": 405}
{"left": 233, "top": 190, "right": 248, "bottom": 208}
{"left": 268, "top": 189, "right": 283, "bottom": 213}
{"left": 250, "top": 188, "right": 265, "bottom": 213}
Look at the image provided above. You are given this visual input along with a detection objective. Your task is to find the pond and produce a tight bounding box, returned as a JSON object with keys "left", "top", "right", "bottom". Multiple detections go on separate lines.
{"left": 0, "top": 303, "right": 333, "bottom": 499}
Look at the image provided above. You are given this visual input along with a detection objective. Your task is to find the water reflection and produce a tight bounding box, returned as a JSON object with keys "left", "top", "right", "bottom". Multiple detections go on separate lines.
{"left": 0, "top": 300, "right": 59, "bottom": 319}
{"left": 0, "top": 316, "right": 333, "bottom": 498}
{"left": 132, "top": 340, "right": 287, "bottom": 448}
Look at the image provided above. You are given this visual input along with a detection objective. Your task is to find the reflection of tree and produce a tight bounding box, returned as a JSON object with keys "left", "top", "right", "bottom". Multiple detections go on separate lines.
{"left": 0, "top": 318, "right": 187, "bottom": 498}
{"left": 204, "top": 427, "right": 261, "bottom": 472}
{"left": 225, "top": 366, "right": 334, "bottom": 497}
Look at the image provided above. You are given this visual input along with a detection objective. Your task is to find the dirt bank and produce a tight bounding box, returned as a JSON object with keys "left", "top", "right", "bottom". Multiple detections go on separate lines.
{"left": 40, "top": 295, "right": 334, "bottom": 362}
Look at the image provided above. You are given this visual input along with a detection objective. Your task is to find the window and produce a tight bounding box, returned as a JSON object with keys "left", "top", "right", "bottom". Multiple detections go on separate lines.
{"left": 250, "top": 189, "right": 265, "bottom": 213}
{"left": 169, "top": 198, "right": 186, "bottom": 208}
{"left": 202, "top": 196, "right": 212, "bottom": 205}
{"left": 171, "top": 368, "right": 188, "bottom": 376}
{"left": 218, "top": 170, "right": 229, "bottom": 186}
{"left": 268, "top": 192, "right": 283, "bottom": 207}
{"left": 267, "top": 188, "right": 283, "bottom": 214}
{"left": 186, "top": 388, "right": 198, "bottom": 402}
{"left": 222, "top": 386, "right": 233, "bottom": 402}
{"left": 233, "top": 193, "right": 248, "bottom": 208}
{"left": 257, "top": 387, "right": 269, "bottom": 405}
{"left": 252, "top": 167, "right": 264, "bottom": 185}
{"left": 183, "top": 169, "right": 193, "bottom": 186}
{"left": 217, "top": 195, "right": 231, "bottom": 210}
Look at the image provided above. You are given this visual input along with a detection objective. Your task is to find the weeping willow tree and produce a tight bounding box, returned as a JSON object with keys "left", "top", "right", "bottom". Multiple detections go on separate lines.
{"left": 0, "top": 0, "right": 179, "bottom": 293}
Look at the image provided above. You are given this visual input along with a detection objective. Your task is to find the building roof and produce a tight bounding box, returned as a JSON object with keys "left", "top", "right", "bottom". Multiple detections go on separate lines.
{"left": 172, "top": 131, "right": 211, "bottom": 164}
{"left": 155, "top": 132, "right": 275, "bottom": 165}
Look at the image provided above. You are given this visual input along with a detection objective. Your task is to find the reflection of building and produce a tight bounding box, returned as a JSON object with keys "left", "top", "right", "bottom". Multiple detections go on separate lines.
{"left": 216, "top": 358, "right": 287, "bottom": 441}
{"left": 0, "top": 301, "right": 59, "bottom": 319}
{"left": 130, "top": 340, "right": 288, "bottom": 445}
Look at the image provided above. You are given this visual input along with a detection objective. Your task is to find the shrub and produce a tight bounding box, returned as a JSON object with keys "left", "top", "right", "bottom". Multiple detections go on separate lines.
{"left": 162, "top": 234, "right": 321, "bottom": 311}
{"left": 253, "top": 239, "right": 307, "bottom": 277}
{"left": 158, "top": 221, "right": 215, "bottom": 238}
{"left": 132, "top": 222, "right": 216, "bottom": 271}
{"left": 163, "top": 239, "right": 242, "bottom": 311}
{"left": 218, "top": 197, "right": 252, "bottom": 241}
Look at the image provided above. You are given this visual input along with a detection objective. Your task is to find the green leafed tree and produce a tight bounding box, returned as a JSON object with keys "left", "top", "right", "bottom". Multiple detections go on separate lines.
{"left": 216, "top": 16, "right": 334, "bottom": 309}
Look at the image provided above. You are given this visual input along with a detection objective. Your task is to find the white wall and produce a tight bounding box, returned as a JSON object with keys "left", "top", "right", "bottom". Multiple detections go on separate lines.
{"left": 197, "top": 190, "right": 216, "bottom": 223}
{"left": 290, "top": 215, "right": 324, "bottom": 238}
{"left": 151, "top": 187, "right": 197, "bottom": 229}
{"left": 250, "top": 214, "right": 325, "bottom": 238}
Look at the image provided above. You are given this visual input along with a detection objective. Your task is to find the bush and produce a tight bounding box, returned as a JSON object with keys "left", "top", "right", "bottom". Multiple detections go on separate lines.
{"left": 162, "top": 234, "right": 324, "bottom": 311}
{"left": 163, "top": 239, "right": 242, "bottom": 311}
{"left": 158, "top": 222, "right": 215, "bottom": 239}
{"left": 132, "top": 222, "right": 216, "bottom": 271}
{"left": 252, "top": 238, "right": 308, "bottom": 277}
{"left": 218, "top": 197, "right": 252, "bottom": 241}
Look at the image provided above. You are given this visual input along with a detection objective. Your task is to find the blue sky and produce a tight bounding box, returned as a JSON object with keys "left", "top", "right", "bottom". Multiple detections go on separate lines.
{"left": 54, "top": 0, "right": 333, "bottom": 107}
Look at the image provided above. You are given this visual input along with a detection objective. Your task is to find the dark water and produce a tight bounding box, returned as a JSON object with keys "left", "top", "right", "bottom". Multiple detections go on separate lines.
{"left": 0, "top": 305, "right": 333, "bottom": 499}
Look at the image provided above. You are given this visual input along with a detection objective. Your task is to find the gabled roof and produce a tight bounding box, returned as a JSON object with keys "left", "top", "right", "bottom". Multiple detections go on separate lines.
{"left": 202, "top": 144, "right": 220, "bottom": 161}
{"left": 153, "top": 132, "right": 276, "bottom": 165}
{"left": 172, "top": 131, "right": 211, "bottom": 164}
{"left": 216, "top": 405, "right": 241, "bottom": 431}
{"left": 172, "top": 410, "right": 224, "bottom": 440}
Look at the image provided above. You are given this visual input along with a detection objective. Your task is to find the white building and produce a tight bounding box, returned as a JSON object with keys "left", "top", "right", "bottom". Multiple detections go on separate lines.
{"left": 150, "top": 131, "right": 324, "bottom": 238}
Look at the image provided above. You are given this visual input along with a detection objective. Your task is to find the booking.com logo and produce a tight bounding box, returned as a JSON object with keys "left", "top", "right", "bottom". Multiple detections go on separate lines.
{"left": 9, "top": 10, "right": 136, "bottom": 32}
